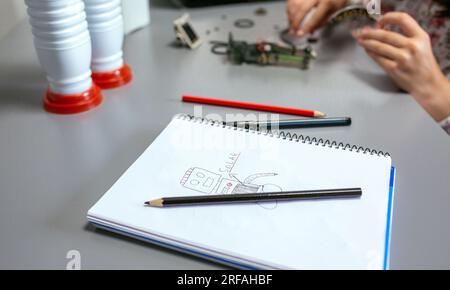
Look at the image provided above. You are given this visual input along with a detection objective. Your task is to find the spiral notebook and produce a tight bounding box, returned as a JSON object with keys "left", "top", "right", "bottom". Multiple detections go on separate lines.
{"left": 88, "top": 114, "right": 395, "bottom": 270}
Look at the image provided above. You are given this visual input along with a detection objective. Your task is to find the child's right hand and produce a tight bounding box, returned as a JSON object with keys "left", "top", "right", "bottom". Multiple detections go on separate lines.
{"left": 287, "top": 0, "right": 347, "bottom": 36}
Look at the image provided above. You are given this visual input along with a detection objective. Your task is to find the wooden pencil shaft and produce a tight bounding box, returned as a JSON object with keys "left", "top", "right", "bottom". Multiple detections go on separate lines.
{"left": 182, "top": 95, "right": 325, "bottom": 118}
{"left": 159, "top": 188, "right": 362, "bottom": 207}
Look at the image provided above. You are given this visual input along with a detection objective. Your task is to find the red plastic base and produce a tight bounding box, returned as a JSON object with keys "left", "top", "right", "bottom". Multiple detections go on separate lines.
{"left": 44, "top": 85, "right": 103, "bottom": 115}
{"left": 92, "top": 64, "right": 133, "bottom": 89}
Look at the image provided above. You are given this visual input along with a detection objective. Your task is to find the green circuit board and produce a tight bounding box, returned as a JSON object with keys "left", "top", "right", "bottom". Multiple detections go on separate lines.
{"left": 211, "top": 34, "right": 316, "bottom": 70}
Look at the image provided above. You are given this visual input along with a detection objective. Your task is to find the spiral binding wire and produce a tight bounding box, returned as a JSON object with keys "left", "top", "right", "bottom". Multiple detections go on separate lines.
{"left": 176, "top": 114, "right": 390, "bottom": 157}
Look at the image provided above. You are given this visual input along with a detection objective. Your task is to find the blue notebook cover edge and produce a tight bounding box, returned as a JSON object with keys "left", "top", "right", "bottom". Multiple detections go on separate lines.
{"left": 383, "top": 167, "right": 396, "bottom": 270}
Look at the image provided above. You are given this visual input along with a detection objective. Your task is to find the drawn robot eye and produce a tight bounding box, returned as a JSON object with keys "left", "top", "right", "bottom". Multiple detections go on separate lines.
{"left": 190, "top": 179, "right": 200, "bottom": 185}
{"left": 180, "top": 167, "right": 222, "bottom": 194}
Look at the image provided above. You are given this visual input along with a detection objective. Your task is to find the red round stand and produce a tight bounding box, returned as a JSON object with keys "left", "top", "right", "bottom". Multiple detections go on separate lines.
{"left": 91, "top": 64, "right": 133, "bottom": 89}
{"left": 44, "top": 85, "right": 103, "bottom": 114}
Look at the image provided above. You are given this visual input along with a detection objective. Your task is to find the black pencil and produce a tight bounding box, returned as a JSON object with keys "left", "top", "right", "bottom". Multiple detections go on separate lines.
{"left": 226, "top": 117, "right": 351, "bottom": 130}
{"left": 144, "top": 188, "right": 362, "bottom": 208}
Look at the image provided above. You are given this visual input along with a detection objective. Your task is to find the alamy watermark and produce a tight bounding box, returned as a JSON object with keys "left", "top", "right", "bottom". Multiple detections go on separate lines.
{"left": 66, "top": 250, "right": 81, "bottom": 270}
{"left": 169, "top": 106, "right": 285, "bottom": 160}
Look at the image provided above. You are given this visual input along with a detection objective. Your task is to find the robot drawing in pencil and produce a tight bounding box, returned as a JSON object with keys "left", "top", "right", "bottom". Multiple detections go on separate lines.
{"left": 180, "top": 167, "right": 282, "bottom": 210}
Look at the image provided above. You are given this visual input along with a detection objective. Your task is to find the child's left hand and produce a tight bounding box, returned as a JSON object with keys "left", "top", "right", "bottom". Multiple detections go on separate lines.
{"left": 353, "top": 12, "right": 450, "bottom": 121}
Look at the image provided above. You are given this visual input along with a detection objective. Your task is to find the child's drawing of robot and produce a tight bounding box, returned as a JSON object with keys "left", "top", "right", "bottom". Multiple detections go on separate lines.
{"left": 180, "top": 167, "right": 282, "bottom": 209}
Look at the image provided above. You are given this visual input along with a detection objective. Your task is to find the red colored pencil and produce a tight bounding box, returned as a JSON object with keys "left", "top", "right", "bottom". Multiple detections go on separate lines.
{"left": 182, "top": 95, "right": 326, "bottom": 118}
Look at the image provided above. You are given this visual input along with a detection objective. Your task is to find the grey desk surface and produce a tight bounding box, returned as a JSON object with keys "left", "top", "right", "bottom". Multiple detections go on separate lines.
{"left": 0, "top": 1, "right": 449, "bottom": 270}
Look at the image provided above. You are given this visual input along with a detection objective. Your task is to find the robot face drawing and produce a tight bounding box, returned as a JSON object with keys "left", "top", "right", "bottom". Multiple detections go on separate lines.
{"left": 180, "top": 165, "right": 282, "bottom": 210}
{"left": 180, "top": 168, "right": 221, "bottom": 194}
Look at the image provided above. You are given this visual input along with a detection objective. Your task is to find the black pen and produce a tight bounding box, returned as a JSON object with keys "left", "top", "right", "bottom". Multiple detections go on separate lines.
{"left": 227, "top": 117, "right": 351, "bottom": 130}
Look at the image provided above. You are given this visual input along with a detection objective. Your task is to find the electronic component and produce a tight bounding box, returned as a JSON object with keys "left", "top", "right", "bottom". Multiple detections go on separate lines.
{"left": 211, "top": 33, "right": 316, "bottom": 70}
{"left": 327, "top": 5, "right": 378, "bottom": 31}
{"left": 329, "top": 5, "right": 378, "bottom": 24}
{"left": 234, "top": 18, "right": 255, "bottom": 29}
{"left": 174, "top": 14, "right": 202, "bottom": 49}
{"left": 254, "top": 7, "right": 268, "bottom": 16}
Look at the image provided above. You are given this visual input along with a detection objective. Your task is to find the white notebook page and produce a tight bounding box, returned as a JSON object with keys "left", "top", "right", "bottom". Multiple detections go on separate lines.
{"left": 88, "top": 116, "right": 393, "bottom": 269}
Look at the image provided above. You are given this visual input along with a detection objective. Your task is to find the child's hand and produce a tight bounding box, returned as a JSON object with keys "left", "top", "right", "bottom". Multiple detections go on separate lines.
{"left": 353, "top": 12, "right": 450, "bottom": 121}
{"left": 287, "top": 0, "right": 347, "bottom": 36}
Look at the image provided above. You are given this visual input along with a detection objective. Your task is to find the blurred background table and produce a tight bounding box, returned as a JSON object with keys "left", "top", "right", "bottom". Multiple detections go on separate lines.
{"left": 0, "top": 0, "right": 449, "bottom": 269}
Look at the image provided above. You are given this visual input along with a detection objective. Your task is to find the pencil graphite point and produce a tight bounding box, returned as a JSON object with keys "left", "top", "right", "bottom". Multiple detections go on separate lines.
{"left": 144, "top": 201, "right": 150, "bottom": 206}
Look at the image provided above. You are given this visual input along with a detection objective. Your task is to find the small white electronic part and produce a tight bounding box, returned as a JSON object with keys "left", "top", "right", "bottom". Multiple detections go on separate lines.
{"left": 174, "top": 14, "right": 202, "bottom": 49}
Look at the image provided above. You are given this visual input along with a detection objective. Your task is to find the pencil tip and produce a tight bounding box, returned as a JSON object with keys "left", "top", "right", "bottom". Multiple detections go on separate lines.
{"left": 144, "top": 201, "right": 150, "bottom": 206}
{"left": 315, "top": 111, "right": 326, "bottom": 118}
